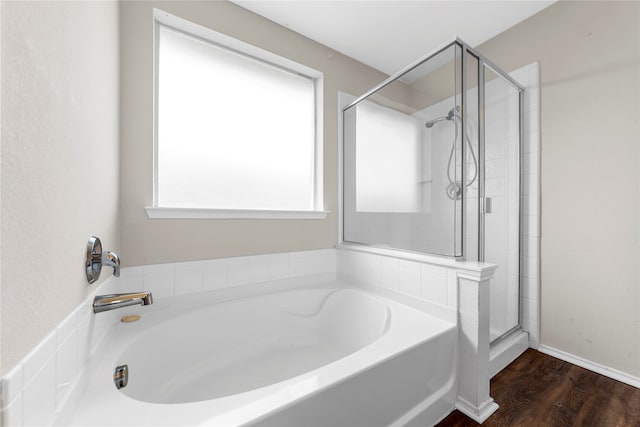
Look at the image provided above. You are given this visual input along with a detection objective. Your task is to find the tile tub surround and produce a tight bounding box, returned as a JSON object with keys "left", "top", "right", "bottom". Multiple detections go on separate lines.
{"left": 0, "top": 277, "right": 123, "bottom": 427}
{"left": 336, "top": 246, "right": 500, "bottom": 423}
{"left": 3, "top": 246, "right": 500, "bottom": 425}
{"left": 0, "top": 249, "right": 336, "bottom": 427}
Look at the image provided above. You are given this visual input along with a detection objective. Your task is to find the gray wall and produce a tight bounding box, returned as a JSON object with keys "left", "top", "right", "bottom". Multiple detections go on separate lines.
{"left": 1, "top": 1, "right": 120, "bottom": 374}
{"left": 119, "top": 1, "right": 389, "bottom": 266}
{"left": 479, "top": 0, "right": 640, "bottom": 377}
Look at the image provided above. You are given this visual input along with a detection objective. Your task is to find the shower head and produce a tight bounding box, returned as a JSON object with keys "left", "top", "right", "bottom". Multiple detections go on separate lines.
{"left": 425, "top": 116, "right": 449, "bottom": 128}
{"left": 424, "top": 106, "right": 460, "bottom": 128}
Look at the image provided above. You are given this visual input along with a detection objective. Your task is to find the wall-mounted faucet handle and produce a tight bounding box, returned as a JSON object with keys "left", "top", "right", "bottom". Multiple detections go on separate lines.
{"left": 86, "top": 236, "right": 121, "bottom": 283}
{"left": 86, "top": 236, "right": 103, "bottom": 284}
{"left": 102, "top": 250, "right": 120, "bottom": 278}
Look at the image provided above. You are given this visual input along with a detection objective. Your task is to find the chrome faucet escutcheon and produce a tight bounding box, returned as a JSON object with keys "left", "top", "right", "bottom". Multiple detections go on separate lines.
{"left": 93, "top": 291, "right": 153, "bottom": 313}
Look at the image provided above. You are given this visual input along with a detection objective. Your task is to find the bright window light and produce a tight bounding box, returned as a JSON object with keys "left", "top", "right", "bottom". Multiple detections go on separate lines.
{"left": 155, "top": 17, "right": 320, "bottom": 212}
{"left": 355, "top": 101, "right": 420, "bottom": 213}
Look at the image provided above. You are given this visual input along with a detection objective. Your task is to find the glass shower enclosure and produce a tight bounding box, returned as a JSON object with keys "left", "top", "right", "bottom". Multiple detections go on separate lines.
{"left": 342, "top": 38, "right": 523, "bottom": 344}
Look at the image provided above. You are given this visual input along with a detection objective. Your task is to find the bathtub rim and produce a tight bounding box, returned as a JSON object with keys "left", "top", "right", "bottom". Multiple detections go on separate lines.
{"left": 55, "top": 278, "right": 457, "bottom": 427}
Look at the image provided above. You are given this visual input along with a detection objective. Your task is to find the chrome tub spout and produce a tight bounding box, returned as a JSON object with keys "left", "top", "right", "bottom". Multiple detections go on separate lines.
{"left": 93, "top": 291, "right": 153, "bottom": 313}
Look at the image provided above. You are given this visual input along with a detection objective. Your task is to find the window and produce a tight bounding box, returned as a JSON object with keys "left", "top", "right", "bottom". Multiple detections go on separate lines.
{"left": 147, "top": 10, "right": 326, "bottom": 219}
{"left": 354, "top": 101, "right": 421, "bottom": 213}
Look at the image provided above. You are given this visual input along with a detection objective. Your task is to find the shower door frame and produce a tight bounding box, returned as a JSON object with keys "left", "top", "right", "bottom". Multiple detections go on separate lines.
{"left": 340, "top": 37, "right": 524, "bottom": 257}
{"left": 478, "top": 60, "right": 526, "bottom": 346}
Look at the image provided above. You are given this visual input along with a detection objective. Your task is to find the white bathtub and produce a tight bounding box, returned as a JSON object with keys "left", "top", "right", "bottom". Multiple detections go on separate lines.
{"left": 59, "top": 283, "right": 457, "bottom": 426}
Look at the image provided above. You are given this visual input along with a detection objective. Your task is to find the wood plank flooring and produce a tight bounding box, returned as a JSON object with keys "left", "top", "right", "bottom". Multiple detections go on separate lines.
{"left": 436, "top": 349, "right": 640, "bottom": 427}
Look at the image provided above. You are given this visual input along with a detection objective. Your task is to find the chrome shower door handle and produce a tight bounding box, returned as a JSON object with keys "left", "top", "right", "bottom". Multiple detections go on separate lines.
{"left": 482, "top": 197, "right": 492, "bottom": 214}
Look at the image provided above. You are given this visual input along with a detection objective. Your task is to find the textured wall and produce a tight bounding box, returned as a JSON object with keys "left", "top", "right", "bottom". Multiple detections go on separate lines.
{"left": 119, "top": 1, "right": 388, "bottom": 266}
{"left": 478, "top": 1, "right": 640, "bottom": 377}
{"left": 1, "top": 1, "right": 120, "bottom": 375}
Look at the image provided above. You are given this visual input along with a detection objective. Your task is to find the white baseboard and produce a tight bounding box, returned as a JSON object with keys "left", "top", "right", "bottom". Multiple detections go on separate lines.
{"left": 538, "top": 344, "right": 640, "bottom": 389}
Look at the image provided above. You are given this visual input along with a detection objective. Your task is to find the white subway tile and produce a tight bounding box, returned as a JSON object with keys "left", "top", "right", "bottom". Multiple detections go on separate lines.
{"left": 361, "top": 254, "right": 382, "bottom": 287}
{"left": 250, "top": 255, "right": 271, "bottom": 283}
{"left": 306, "top": 250, "right": 336, "bottom": 275}
{"left": 143, "top": 263, "right": 174, "bottom": 298}
{"left": 421, "top": 266, "right": 448, "bottom": 306}
{"left": 174, "top": 261, "right": 203, "bottom": 296}
{"left": 521, "top": 255, "right": 539, "bottom": 280}
{"left": 397, "top": 264, "right": 420, "bottom": 297}
{"left": 524, "top": 108, "right": 540, "bottom": 135}
{"left": 55, "top": 332, "right": 77, "bottom": 412}
{"left": 22, "top": 332, "right": 56, "bottom": 386}
{"left": 522, "top": 173, "right": 539, "bottom": 196}
{"left": 288, "top": 253, "right": 306, "bottom": 277}
{"left": 22, "top": 356, "right": 55, "bottom": 427}
{"left": 120, "top": 266, "right": 144, "bottom": 289}
{"left": 524, "top": 130, "right": 540, "bottom": 154}
{"left": 88, "top": 311, "right": 118, "bottom": 357}
{"left": 447, "top": 270, "right": 458, "bottom": 308}
{"left": 121, "top": 265, "right": 144, "bottom": 276}
{"left": 202, "top": 259, "right": 227, "bottom": 292}
{"left": 55, "top": 310, "right": 78, "bottom": 349}
{"left": 227, "top": 257, "right": 251, "bottom": 287}
{"left": 521, "top": 277, "right": 540, "bottom": 302}
{"left": 521, "top": 215, "right": 540, "bottom": 237}
{"left": 269, "top": 254, "right": 289, "bottom": 280}
{"left": 521, "top": 297, "right": 539, "bottom": 323}
{"left": 3, "top": 393, "right": 22, "bottom": 426}
{"left": 1, "top": 363, "right": 24, "bottom": 408}
{"left": 76, "top": 310, "right": 92, "bottom": 366}
{"left": 142, "top": 263, "right": 171, "bottom": 276}
{"left": 420, "top": 264, "right": 448, "bottom": 279}
{"left": 379, "top": 257, "right": 398, "bottom": 291}
{"left": 523, "top": 151, "right": 539, "bottom": 175}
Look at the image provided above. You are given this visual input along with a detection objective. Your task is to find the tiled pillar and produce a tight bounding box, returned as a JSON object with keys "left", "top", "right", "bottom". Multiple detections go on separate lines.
{"left": 456, "top": 265, "right": 499, "bottom": 423}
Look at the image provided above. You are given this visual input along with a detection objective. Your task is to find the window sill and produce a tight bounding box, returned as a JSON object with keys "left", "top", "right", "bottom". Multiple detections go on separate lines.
{"left": 145, "top": 207, "right": 330, "bottom": 220}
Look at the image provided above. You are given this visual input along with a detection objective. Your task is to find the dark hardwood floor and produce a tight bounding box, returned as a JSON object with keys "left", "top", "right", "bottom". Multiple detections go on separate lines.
{"left": 436, "top": 349, "right": 640, "bottom": 427}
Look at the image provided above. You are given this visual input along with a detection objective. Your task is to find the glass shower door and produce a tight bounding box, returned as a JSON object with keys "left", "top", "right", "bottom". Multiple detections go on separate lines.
{"left": 343, "top": 43, "right": 466, "bottom": 257}
{"left": 482, "top": 65, "right": 521, "bottom": 342}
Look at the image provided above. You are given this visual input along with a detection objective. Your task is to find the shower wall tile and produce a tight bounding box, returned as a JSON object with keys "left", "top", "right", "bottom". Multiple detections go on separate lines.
{"left": 522, "top": 174, "right": 539, "bottom": 195}
{"left": 523, "top": 151, "right": 539, "bottom": 176}
{"left": 516, "top": 62, "right": 541, "bottom": 347}
{"left": 522, "top": 215, "right": 540, "bottom": 237}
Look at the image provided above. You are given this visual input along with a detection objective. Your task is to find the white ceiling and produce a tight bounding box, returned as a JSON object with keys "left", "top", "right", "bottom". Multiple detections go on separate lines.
{"left": 231, "top": 1, "right": 555, "bottom": 75}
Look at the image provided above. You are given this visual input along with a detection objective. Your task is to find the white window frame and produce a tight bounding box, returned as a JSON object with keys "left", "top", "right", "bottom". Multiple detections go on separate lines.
{"left": 145, "top": 9, "right": 327, "bottom": 220}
